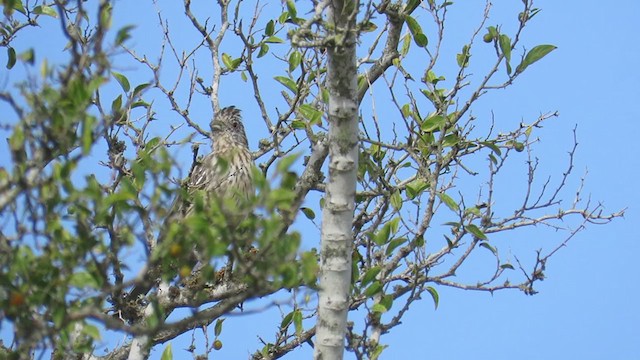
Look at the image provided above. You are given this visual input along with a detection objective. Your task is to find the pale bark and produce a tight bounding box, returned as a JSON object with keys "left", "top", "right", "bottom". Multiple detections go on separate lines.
{"left": 314, "top": 1, "right": 359, "bottom": 359}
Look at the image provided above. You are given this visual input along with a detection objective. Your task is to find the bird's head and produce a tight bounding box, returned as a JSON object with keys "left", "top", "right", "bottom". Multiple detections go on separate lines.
{"left": 210, "top": 106, "right": 248, "bottom": 147}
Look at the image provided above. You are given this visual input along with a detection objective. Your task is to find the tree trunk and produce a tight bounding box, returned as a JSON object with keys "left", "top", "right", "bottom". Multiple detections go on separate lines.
{"left": 314, "top": 1, "right": 359, "bottom": 359}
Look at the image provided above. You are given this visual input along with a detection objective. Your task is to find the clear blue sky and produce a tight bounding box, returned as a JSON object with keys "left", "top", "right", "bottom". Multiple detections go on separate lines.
{"left": 1, "top": 1, "right": 638, "bottom": 359}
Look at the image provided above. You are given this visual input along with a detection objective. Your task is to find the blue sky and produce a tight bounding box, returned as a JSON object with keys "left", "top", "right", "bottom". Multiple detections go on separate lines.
{"left": 1, "top": 1, "right": 638, "bottom": 359}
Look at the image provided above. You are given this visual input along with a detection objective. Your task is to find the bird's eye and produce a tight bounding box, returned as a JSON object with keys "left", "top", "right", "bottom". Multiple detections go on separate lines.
{"left": 232, "top": 121, "right": 239, "bottom": 128}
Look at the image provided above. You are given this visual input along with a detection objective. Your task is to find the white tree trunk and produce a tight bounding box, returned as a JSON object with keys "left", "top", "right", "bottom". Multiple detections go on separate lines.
{"left": 315, "top": 1, "right": 359, "bottom": 359}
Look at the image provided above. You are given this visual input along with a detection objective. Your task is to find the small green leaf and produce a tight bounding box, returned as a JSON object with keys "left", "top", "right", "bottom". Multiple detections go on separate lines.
{"left": 82, "top": 324, "right": 101, "bottom": 340}
{"left": 422, "top": 114, "right": 446, "bottom": 132}
{"left": 516, "top": 44, "right": 557, "bottom": 74}
{"left": 286, "top": 0, "right": 297, "bottom": 18}
{"left": 293, "top": 310, "right": 303, "bottom": 335}
{"left": 258, "top": 43, "right": 269, "bottom": 58}
{"left": 371, "top": 303, "right": 388, "bottom": 313}
{"left": 437, "top": 192, "right": 459, "bottom": 212}
{"left": 274, "top": 75, "right": 298, "bottom": 93}
{"left": 115, "top": 25, "right": 135, "bottom": 45}
{"left": 479, "top": 242, "right": 497, "bottom": 255}
{"left": 222, "top": 53, "right": 233, "bottom": 69}
{"left": 427, "top": 286, "right": 439, "bottom": 309}
{"left": 300, "top": 207, "right": 315, "bottom": 220}
{"left": 405, "top": 0, "right": 421, "bottom": 13}
{"left": 265, "top": 36, "right": 284, "bottom": 43}
{"left": 499, "top": 34, "right": 511, "bottom": 62}
{"left": 480, "top": 141, "right": 502, "bottom": 156}
{"left": 499, "top": 34, "right": 512, "bottom": 73}
{"left": 385, "top": 237, "right": 407, "bottom": 257}
{"left": 280, "top": 311, "right": 294, "bottom": 329}
{"left": 500, "top": 263, "right": 514, "bottom": 270}
{"left": 265, "top": 20, "right": 275, "bottom": 36}
{"left": 33, "top": 5, "right": 57, "bottom": 17}
{"left": 161, "top": 343, "right": 173, "bottom": 360}
{"left": 288, "top": 51, "right": 302, "bottom": 72}
{"left": 69, "top": 272, "right": 99, "bottom": 289}
{"left": 112, "top": 72, "right": 130, "bottom": 92}
{"left": 214, "top": 318, "right": 224, "bottom": 337}
{"left": 456, "top": 44, "right": 470, "bottom": 68}
{"left": 400, "top": 33, "right": 411, "bottom": 56}
{"left": 405, "top": 16, "right": 428, "bottom": 47}
{"left": 81, "top": 116, "right": 95, "bottom": 155}
{"left": 18, "top": 48, "right": 35, "bottom": 64}
{"left": 390, "top": 190, "right": 402, "bottom": 210}
{"left": 111, "top": 94, "right": 122, "bottom": 113}
{"left": 465, "top": 224, "right": 487, "bottom": 240}
{"left": 299, "top": 104, "right": 322, "bottom": 124}
{"left": 364, "top": 281, "right": 383, "bottom": 297}
{"left": 360, "top": 21, "right": 378, "bottom": 33}
{"left": 6, "top": 47, "right": 16, "bottom": 69}
{"left": 133, "top": 83, "right": 150, "bottom": 97}
{"left": 361, "top": 266, "right": 381, "bottom": 287}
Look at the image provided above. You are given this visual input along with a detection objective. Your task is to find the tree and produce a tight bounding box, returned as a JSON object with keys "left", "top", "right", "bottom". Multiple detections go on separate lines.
{"left": 0, "top": 0, "right": 622, "bottom": 359}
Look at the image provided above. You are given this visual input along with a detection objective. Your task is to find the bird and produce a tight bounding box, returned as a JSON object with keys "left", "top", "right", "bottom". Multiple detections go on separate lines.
{"left": 127, "top": 106, "right": 254, "bottom": 301}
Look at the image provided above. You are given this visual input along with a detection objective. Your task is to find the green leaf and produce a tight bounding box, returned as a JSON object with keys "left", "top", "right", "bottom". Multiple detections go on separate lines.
{"left": 286, "top": 0, "right": 297, "bottom": 18}
{"left": 361, "top": 266, "right": 381, "bottom": 287}
{"left": 437, "top": 192, "right": 459, "bottom": 212}
{"left": 280, "top": 311, "right": 294, "bottom": 329}
{"left": 385, "top": 237, "right": 407, "bottom": 257}
{"left": 274, "top": 75, "right": 298, "bottom": 94}
{"left": 456, "top": 44, "right": 470, "bottom": 68}
{"left": 516, "top": 44, "right": 557, "bottom": 74}
{"left": 414, "top": 33, "right": 428, "bottom": 47}
{"left": 480, "top": 141, "right": 501, "bottom": 156}
{"left": 400, "top": 33, "right": 411, "bottom": 56}
{"left": 405, "top": 16, "right": 428, "bottom": 47}
{"left": 276, "top": 153, "right": 300, "bottom": 173}
{"left": 500, "top": 263, "right": 515, "bottom": 270}
{"left": 161, "top": 343, "right": 173, "bottom": 360}
{"left": 406, "top": 178, "right": 428, "bottom": 199}
{"left": 265, "top": 36, "right": 284, "bottom": 43}
{"left": 258, "top": 43, "right": 269, "bottom": 58}
{"left": 293, "top": 310, "right": 303, "bottom": 335}
{"left": 69, "top": 272, "right": 99, "bottom": 289}
{"left": 265, "top": 20, "right": 275, "bottom": 36}
{"left": 222, "top": 53, "right": 233, "bottom": 69}
{"left": 214, "top": 318, "right": 224, "bottom": 337}
{"left": 111, "top": 94, "right": 122, "bottom": 114}
{"left": 371, "top": 303, "right": 388, "bottom": 313}
{"left": 288, "top": 51, "right": 302, "bottom": 72}
{"left": 300, "top": 207, "right": 315, "bottom": 220}
{"left": 360, "top": 21, "right": 378, "bottom": 33}
{"left": 115, "top": 25, "right": 135, "bottom": 46}
{"left": 421, "top": 114, "right": 446, "bottom": 132}
{"left": 299, "top": 104, "right": 322, "bottom": 124}
{"left": 81, "top": 116, "right": 95, "bottom": 155}
{"left": 112, "top": 72, "right": 130, "bottom": 92}
{"left": 390, "top": 190, "right": 402, "bottom": 210}
{"left": 405, "top": 0, "right": 421, "bottom": 13}
{"left": 427, "top": 286, "right": 439, "bottom": 309}
{"left": 465, "top": 224, "right": 487, "bottom": 240}
{"left": 6, "top": 47, "right": 16, "bottom": 69}
{"left": 499, "top": 34, "right": 512, "bottom": 73}
{"left": 499, "top": 34, "right": 511, "bottom": 62}
{"left": 18, "top": 48, "right": 35, "bottom": 65}
{"left": 479, "top": 242, "right": 497, "bottom": 255}
{"left": 82, "top": 324, "right": 101, "bottom": 340}
{"left": 133, "top": 83, "right": 150, "bottom": 97}
{"left": 364, "top": 281, "right": 383, "bottom": 297}
{"left": 33, "top": 5, "right": 57, "bottom": 17}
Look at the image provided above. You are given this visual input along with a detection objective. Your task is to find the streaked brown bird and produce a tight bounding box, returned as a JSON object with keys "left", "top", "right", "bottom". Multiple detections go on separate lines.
{"left": 128, "top": 106, "right": 253, "bottom": 300}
